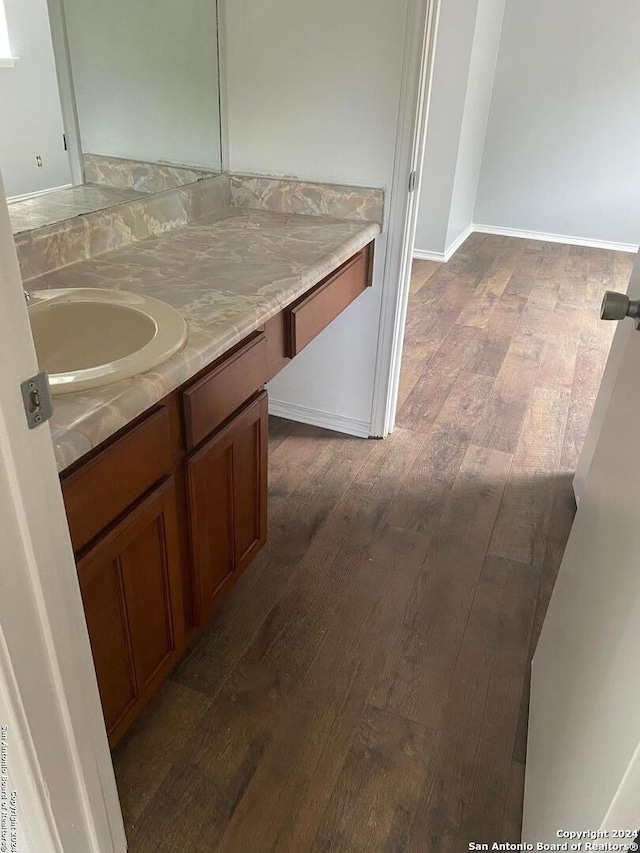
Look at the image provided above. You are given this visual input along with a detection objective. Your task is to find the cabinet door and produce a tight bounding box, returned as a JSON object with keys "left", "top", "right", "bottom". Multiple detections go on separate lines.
{"left": 77, "top": 477, "right": 185, "bottom": 747}
{"left": 186, "top": 392, "right": 268, "bottom": 625}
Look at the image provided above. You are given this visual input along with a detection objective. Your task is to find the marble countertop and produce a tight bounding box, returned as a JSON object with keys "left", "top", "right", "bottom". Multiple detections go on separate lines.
{"left": 31, "top": 207, "right": 380, "bottom": 472}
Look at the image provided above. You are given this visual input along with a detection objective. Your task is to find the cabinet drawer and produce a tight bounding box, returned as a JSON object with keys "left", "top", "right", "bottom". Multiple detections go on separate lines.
{"left": 62, "top": 406, "right": 172, "bottom": 553}
{"left": 182, "top": 331, "right": 267, "bottom": 449}
{"left": 264, "top": 311, "right": 290, "bottom": 381}
{"left": 285, "top": 243, "right": 373, "bottom": 357}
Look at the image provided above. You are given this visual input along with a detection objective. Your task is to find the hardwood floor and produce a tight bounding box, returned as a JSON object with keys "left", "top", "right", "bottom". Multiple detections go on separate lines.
{"left": 113, "top": 234, "right": 635, "bottom": 852}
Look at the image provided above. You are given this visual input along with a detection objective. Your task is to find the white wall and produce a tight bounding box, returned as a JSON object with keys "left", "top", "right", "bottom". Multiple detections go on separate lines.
{"left": 225, "top": 0, "right": 410, "bottom": 432}
{"left": 414, "top": 0, "right": 505, "bottom": 257}
{"left": 475, "top": 0, "right": 640, "bottom": 247}
{"left": 63, "top": 0, "right": 221, "bottom": 170}
{"left": 414, "top": 0, "right": 481, "bottom": 256}
{"left": 446, "top": 0, "right": 505, "bottom": 248}
{"left": 0, "top": 0, "right": 71, "bottom": 198}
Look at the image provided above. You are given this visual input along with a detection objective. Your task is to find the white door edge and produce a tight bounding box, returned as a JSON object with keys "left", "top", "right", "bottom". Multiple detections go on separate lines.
{"left": 0, "top": 174, "right": 125, "bottom": 850}
{"left": 573, "top": 279, "right": 636, "bottom": 503}
{"left": 601, "top": 736, "right": 640, "bottom": 836}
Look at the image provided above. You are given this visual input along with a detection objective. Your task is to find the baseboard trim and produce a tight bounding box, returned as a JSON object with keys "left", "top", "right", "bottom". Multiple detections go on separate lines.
{"left": 473, "top": 223, "right": 639, "bottom": 254}
{"left": 413, "top": 248, "right": 447, "bottom": 262}
{"left": 7, "top": 183, "right": 74, "bottom": 204}
{"left": 444, "top": 224, "right": 475, "bottom": 259}
{"left": 413, "top": 224, "right": 474, "bottom": 263}
{"left": 268, "top": 399, "right": 372, "bottom": 438}
{"left": 414, "top": 223, "right": 639, "bottom": 261}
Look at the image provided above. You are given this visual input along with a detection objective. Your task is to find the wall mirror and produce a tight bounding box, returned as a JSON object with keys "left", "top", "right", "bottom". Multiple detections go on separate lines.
{"left": 1, "top": 0, "right": 222, "bottom": 235}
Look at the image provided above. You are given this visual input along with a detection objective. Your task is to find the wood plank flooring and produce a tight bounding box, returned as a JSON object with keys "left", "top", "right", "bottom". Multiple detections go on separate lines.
{"left": 113, "top": 234, "right": 635, "bottom": 852}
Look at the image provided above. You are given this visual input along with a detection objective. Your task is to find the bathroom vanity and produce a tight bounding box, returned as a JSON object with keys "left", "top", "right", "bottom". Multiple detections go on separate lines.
{"left": 19, "top": 177, "right": 380, "bottom": 747}
{"left": 9, "top": 0, "right": 395, "bottom": 782}
{"left": 61, "top": 242, "right": 373, "bottom": 747}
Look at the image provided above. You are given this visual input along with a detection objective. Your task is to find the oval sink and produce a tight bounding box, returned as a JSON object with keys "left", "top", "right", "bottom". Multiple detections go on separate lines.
{"left": 28, "top": 288, "right": 188, "bottom": 395}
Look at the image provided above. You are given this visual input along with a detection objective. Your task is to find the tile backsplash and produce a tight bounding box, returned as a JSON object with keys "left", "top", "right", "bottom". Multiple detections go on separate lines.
{"left": 84, "top": 153, "right": 219, "bottom": 195}
{"left": 15, "top": 174, "right": 384, "bottom": 282}
{"left": 16, "top": 175, "right": 231, "bottom": 281}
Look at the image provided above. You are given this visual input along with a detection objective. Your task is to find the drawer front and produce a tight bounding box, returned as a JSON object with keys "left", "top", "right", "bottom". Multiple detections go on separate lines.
{"left": 62, "top": 406, "right": 172, "bottom": 553}
{"left": 182, "top": 331, "right": 268, "bottom": 449}
{"left": 285, "top": 243, "right": 373, "bottom": 358}
{"left": 264, "top": 311, "right": 290, "bottom": 382}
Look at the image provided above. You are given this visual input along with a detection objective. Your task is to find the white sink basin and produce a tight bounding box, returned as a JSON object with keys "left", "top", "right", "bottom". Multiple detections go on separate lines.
{"left": 28, "top": 288, "right": 188, "bottom": 395}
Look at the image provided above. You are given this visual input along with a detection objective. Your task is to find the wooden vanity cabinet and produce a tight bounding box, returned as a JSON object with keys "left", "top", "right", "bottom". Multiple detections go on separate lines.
{"left": 62, "top": 352, "right": 269, "bottom": 748}
{"left": 61, "top": 241, "right": 374, "bottom": 747}
{"left": 76, "top": 477, "right": 185, "bottom": 746}
{"left": 186, "top": 392, "right": 268, "bottom": 624}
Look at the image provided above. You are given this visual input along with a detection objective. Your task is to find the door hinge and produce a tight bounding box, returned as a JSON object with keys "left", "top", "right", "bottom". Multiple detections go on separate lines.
{"left": 21, "top": 372, "right": 53, "bottom": 430}
{"left": 63, "top": 133, "right": 67, "bottom": 151}
{"left": 408, "top": 170, "right": 417, "bottom": 193}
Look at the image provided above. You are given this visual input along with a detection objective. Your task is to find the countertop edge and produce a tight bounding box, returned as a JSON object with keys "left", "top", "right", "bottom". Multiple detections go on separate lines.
{"left": 52, "top": 221, "right": 380, "bottom": 474}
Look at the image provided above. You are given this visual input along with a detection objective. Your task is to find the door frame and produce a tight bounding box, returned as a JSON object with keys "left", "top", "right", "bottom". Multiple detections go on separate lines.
{"left": 0, "top": 175, "right": 125, "bottom": 849}
{"left": 370, "top": 0, "right": 441, "bottom": 437}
